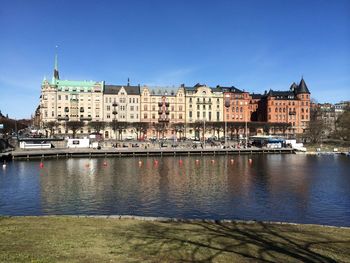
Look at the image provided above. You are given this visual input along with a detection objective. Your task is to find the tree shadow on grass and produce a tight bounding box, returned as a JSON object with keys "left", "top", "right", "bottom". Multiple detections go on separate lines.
{"left": 122, "top": 220, "right": 350, "bottom": 262}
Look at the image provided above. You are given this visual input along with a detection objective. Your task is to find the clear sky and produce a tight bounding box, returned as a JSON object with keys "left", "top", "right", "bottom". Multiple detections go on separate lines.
{"left": 0, "top": 0, "right": 349, "bottom": 119}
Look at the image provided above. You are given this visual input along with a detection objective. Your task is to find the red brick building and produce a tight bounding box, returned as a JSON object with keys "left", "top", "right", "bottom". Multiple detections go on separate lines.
{"left": 254, "top": 78, "right": 311, "bottom": 134}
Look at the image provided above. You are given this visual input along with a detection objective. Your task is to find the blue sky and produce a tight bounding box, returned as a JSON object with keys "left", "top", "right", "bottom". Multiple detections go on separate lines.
{"left": 0, "top": 0, "right": 349, "bottom": 118}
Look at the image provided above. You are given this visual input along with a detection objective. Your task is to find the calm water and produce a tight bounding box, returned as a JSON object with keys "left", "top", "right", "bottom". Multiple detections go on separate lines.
{"left": 0, "top": 155, "right": 349, "bottom": 226}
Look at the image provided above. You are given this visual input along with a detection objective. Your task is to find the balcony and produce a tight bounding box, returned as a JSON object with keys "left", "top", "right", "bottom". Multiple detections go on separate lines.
{"left": 112, "top": 110, "right": 118, "bottom": 115}
{"left": 158, "top": 110, "right": 163, "bottom": 115}
{"left": 158, "top": 118, "right": 170, "bottom": 123}
{"left": 64, "top": 107, "right": 69, "bottom": 112}
{"left": 289, "top": 111, "right": 296, "bottom": 115}
{"left": 165, "top": 102, "right": 170, "bottom": 107}
{"left": 165, "top": 110, "right": 170, "bottom": 115}
{"left": 158, "top": 102, "right": 163, "bottom": 107}
{"left": 80, "top": 117, "right": 92, "bottom": 121}
{"left": 112, "top": 102, "right": 118, "bottom": 107}
{"left": 57, "top": 116, "right": 69, "bottom": 121}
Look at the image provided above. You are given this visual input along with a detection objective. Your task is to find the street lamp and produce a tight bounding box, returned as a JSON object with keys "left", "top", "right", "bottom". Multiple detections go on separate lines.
{"left": 224, "top": 94, "right": 231, "bottom": 148}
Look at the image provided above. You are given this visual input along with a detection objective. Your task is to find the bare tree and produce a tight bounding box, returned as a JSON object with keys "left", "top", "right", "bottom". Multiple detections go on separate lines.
{"left": 89, "top": 121, "right": 106, "bottom": 134}
{"left": 110, "top": 120, "right": 128, "bottom": 140}
{"left": 66, "top": 121, "right": 84, "bottom": 138}
{"left": 153, "top": 123, "right": 166, "bottom": 139}
{"left": 133, "top": 122, "right": 149, "bottom": 140}
{"left": 43, "top": 121, "right": 59, "bottom": 137}
{"left": 171, "top": 122, "right": 185, "bottom": 138}
{"left": 335, "top": 107, "right": 350, "bottom": 141}
{"left": 304, "top": 107, "right": 326, "bottom": 143}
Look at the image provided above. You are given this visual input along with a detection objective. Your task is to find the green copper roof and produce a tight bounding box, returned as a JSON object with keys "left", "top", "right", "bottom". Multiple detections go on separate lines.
{"left": 53, "top": 79, "right": 102, "bottom": 87}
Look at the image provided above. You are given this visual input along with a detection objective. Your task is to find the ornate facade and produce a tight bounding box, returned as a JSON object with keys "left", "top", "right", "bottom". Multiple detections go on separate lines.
{"left": 38, "top": 58, "right": 311, "bottom": 138}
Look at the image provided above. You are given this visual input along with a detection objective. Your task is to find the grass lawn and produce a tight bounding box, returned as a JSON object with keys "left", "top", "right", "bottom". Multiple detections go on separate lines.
{"left": 0, "top": 216, "right": 349, "bottom": 262}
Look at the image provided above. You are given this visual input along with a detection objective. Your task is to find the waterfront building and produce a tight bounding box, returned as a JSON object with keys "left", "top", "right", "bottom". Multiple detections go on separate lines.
{"left": 102, "top": 84, "right": 141, "bottom": 139}
{"left": 253, "top": 78, "right": 311, "bottom": 134}
{"left": 184, "top": 83, "right": 223, "bottom": 138}
{"left": 38, "top": 57, "right": 311, "bottom": 138}
{"left": 140, "top": 86, "right": 186, "bottom": 138}
{"left": 40, "top": 56, "right": 104, "bottom": 135}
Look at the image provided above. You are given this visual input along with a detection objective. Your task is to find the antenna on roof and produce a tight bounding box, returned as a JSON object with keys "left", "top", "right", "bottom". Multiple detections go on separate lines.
{"left": 127, "top": 78, "right": 130, "bottom": 86}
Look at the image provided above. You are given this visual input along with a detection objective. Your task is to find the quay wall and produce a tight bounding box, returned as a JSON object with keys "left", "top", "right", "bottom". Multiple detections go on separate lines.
{"left": 5, "top": 147, "right": 296, "bottom": 160}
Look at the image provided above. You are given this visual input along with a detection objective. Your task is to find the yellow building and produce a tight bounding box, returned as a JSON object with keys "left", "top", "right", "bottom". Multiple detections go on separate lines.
{"left": 140, "top": 86, "right": 186, "bottom": 139}
{"left": 184, "top": 84, "right": 223, "bottom": 139}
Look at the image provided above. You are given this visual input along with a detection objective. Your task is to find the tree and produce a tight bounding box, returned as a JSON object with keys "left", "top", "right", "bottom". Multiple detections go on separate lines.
{"left": 133, "top": 122, "right": 149, "bottom": 140}
{"left": 153, "top": 123, "right": 166, "bottom": 139}
{"left": 335, "top": 107, "right": 350, "bottom": 141}
{"left": 304, "top": 107, "right": 326, "bottom": 144}
{"left": 211, "top": 121, "right": 224, "bottom": 139}
{"left": 109, "top": 120, "right": 128, "bottom": 140}
{"left": 66, "top": 121, "right": 84, "bottom": 138}
{"left": 89, "top": 121, "right": 106, "bottom": 134}
{"left": 43, "top": 121, "right": 59, "bottom": 137}
{"left": 173, "top": 122, "right": 186, "bottom": 138}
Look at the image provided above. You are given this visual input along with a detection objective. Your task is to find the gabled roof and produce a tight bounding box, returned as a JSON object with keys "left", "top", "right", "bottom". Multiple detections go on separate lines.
{"left": 296, "top": 78, "right": 310, "bottom": 94}
{"left": 104, "top": 85, "right": 140, "bottom": 95}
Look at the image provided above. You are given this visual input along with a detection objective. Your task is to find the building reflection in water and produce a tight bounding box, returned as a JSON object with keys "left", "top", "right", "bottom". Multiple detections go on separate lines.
{"left": 1, "top": 155, "right": 349, "bottom": 226}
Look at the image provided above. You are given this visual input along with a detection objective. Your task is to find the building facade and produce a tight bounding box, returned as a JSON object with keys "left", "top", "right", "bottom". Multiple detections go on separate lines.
{"left": 38, "top": 58, "right": 312, "bottom": 138}
{"left": 140, "top": 86, "right": 186, "bottom": 138}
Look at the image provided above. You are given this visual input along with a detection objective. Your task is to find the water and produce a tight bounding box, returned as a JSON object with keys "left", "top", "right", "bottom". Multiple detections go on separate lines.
{"left": 1, "top": 154, "right": 349, "bottom": 226}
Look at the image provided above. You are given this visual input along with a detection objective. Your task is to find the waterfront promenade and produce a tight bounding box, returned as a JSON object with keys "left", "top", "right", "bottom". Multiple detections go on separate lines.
{"left": 2, "top": 146, "right": 296, "bottom": 160}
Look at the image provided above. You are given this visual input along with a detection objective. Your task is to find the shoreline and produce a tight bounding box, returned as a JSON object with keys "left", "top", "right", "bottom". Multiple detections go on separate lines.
{"left": 2, "top": 214, "right": 350, "bottom": 229}
{"left": 2, "top": 147, "right": 296, "bottom": 160}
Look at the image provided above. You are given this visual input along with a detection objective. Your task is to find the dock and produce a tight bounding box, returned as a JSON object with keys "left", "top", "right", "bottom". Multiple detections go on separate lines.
{"left": 1, "top": 147, "right": 296, "bottom": 160}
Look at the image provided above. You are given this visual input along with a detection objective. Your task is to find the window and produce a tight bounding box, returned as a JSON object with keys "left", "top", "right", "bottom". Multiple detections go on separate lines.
{"left": 209, "top": 112, "right": 212, "bottom": 120}
{"left": 216, "top": 112, "right": 220, "bottom": 120}
{"left": 197, "top": 111, "right": 200, "bottom": 118}
{"left": 58, "top": 95, "right": 61, "bottom": 100}
{"left": 189, "top": 111, "right": 192, "bottom": 118}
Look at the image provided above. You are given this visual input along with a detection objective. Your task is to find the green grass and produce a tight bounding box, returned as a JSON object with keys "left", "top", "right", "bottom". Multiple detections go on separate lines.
{"left": 0, "top": 217, "right": 349, "bottom": 262}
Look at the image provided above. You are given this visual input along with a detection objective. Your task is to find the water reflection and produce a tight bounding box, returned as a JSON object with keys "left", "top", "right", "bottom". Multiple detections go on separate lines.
{"left": 0, "top": 155, "right": 349, "bottom": 226}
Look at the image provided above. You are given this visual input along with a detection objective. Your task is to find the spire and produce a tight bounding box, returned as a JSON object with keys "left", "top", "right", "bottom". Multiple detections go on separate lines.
{"left": 127, "top": 78, "right": 130, "bottom": 86}
{"left": 297, "top": 77, "right": 310, "bottom": 94}
{"left": 53, "top": 46, "right": 59, "bottom": 81}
